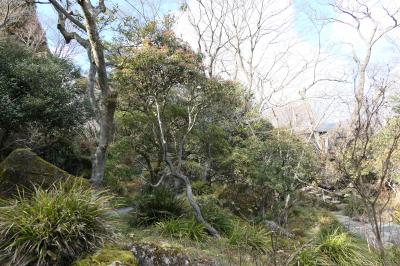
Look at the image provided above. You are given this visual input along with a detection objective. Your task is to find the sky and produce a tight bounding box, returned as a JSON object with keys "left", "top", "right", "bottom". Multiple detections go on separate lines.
{"left": 36, "top": 0, "right": 400, "bottom": 127}
{"left": 36, "top": 0, "right": 180, "bottom": 70}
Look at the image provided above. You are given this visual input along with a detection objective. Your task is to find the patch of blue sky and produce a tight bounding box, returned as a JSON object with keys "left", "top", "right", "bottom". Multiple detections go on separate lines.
{"left": 293, "top": 0, "right": 336, "bottom": 47}
{"left": 36, "top": 1, "right": 180, "bottom": 71}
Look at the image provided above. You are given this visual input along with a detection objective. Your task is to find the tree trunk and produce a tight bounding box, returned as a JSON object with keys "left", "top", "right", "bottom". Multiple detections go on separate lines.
{"left": 174, "top": 172, "right": 220, "bottom": 238}
{"left": 202, "top": 159, "right": 211, "bottom": 183}
{"left": 370, "top": 204, "right": 387, "bottom": 265}
{"left": 78, "top": 0, "right": 117, "bottom": 186}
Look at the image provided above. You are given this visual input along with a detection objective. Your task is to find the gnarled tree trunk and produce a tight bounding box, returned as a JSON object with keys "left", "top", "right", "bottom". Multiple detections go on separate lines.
{"left": 49, "top": 0, "right": 116, "bottom": 186}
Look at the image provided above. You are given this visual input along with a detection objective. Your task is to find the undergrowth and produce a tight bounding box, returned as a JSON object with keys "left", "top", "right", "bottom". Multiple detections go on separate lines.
{"left": 0, "top": 179, "right": 114, "bottom": 266}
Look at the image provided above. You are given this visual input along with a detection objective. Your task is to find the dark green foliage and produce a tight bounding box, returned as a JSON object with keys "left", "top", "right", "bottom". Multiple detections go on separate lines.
{"left": 37, "top": 137, "right": 92, "bottom": 178}
{"left": 0, "top": 41, "right": 91, "bottom": 158}
{"left": 191, "top": 180, "right": 213, "bottom": 196}
{"left": 156, "top": 218, "right": 207, "bottom": 241}
{"left": 131, "top": 186, "right": 186, "bottom": 226}
{"left": 0, "top": 179, "right": 114, "bottom": 266}
{"left": 0, "top": 41, "right": 90, "bottom": 134}
{"left": 198, "top": 197, "right": 234, "bottom": 236}
{"left": 217, "top": 183, "right": 269, "bottom": 219}
{"left": 226, "top": 129, "right": 317, "bottom": 194}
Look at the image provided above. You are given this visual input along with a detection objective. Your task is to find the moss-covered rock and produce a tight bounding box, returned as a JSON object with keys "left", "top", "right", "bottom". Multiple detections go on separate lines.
{"left": 73, "top": 247, "right": 138, "bottom": 266}
{"left": 0, "top": 148, "right": 75, "bottom": 197}
{"left": 131, "top": 242, "right": 216, "bottom": 266}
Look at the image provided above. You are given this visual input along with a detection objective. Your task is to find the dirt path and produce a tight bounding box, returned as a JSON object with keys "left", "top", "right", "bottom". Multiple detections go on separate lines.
{"left": 333, "top": 211, "right": 400, "bottom": 247}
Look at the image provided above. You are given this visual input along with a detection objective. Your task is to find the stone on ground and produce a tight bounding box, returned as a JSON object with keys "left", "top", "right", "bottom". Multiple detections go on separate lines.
{"left": 0, "top": 148, "right": 75, "bottom": 197}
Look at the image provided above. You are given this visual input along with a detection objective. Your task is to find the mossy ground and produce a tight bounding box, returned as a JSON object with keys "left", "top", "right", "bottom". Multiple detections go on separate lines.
{"left": 73, "top": 246, "right": 138, "bottom": 266}
{"left": 112, "top": 203, "right": 376, "bottom": 265}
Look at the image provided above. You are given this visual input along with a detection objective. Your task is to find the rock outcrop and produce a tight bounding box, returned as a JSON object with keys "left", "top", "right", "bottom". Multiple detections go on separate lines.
{"left": 0, "top": 0, "right": 47, "bottom": 52}
{"left": 131, "top": 243, "right": 216, "bottom": 266}
{"left": 73, "top": 247, "right": 138, "bottom": 266}
{"left": 0, "top": 148, "right": 74, "bottom": 197}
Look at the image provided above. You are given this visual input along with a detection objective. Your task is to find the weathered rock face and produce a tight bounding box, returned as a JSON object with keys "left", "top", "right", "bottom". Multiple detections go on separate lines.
{"left": 131, "top": 243, "right": 216, "bottom": 266}
{"left": 0, "top": 148, "right": 73, "bottom": 197}
{"left": 0, "top": 1, "right": 47, "bottom": 52}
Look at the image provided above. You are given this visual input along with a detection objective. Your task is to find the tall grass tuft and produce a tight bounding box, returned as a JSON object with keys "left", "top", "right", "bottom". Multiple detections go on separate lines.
{"left": 228, "top": 222, "right": 270, "bottom": 253}
{"left": 318, "top": 228, "right": 373, "bottom": 265}
{"left": 291, "top": 219, "right": 379, "bottom": 266}
{"left": 156, "top": 218, "right": 207, "bottom": 241}
{"left": 0, "top": 179, "right": 114, "bottom": 266}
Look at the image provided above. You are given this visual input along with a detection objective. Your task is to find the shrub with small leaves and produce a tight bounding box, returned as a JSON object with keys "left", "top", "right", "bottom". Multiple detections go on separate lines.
{"left": 0, "top": 179, "right": 114, "bottom": 266}
{"left": 343, "top": 194, "right": 366, "bottom": 218}
{"left": 191, "top": 180, "right": 214, "bottom": 196}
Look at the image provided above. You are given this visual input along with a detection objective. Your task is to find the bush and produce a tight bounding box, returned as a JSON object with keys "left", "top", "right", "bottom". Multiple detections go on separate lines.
{"left": 131, "top": 186, "right": 186, "bottom": 226}
{"left": 191, "top": 180, "right": 213, "bottom": 196}
{"left": 103, "top": 174, "right": 128, "bottom": 196}
{"left": 343, "top": 194, "right": 365, "bottom": 218}
{"left": 217, "top": 183, "right": 266, "bottom": 219}
{"left": 228, "top": 222, "right": 270, "bottom": 253}
{"left": 156, "top": 218, "right": 207, "bottom": 242}
{"left": 198, "top": 197, "right": 234, "bottom": 236}
{"left": 0, "top": 179, "right": 114, "bottom": 266}
{"left": 0, "top": 41, "right": 91, "bottom": 156}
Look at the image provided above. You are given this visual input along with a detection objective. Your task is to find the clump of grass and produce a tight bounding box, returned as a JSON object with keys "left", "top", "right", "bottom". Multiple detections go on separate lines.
{"left": 297, "top": 247, "right": 330, "bottom": 266}
{"left": 228, "top": 222, "right": 270, "bottom": 253}
{"left": 385, "top": 245, "right": 400, "bottom": 265}
{"left": 318, "top": 228, "right": 373, "bottom": 265}
{"left": 290, "top": 218, "right": 379, "bottom": 266}
{"left": 0, "top": 179, "right": 114, "bottom": 266}
{"left": 131, "top": 186, "right": 186, "bottom": 226}
{"left": 156, "top": 218, "right": 207, "bottom": 242}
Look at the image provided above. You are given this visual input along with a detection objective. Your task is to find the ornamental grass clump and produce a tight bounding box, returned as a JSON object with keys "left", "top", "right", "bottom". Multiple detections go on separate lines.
{"left": 156, "top": 218, "right": 207, "bottom": 242}
{"left": 0, "top": 179, "right": 114, "bottom": 266}
{"left": 292, "top": 219, "right": 379, "bottom": 266}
